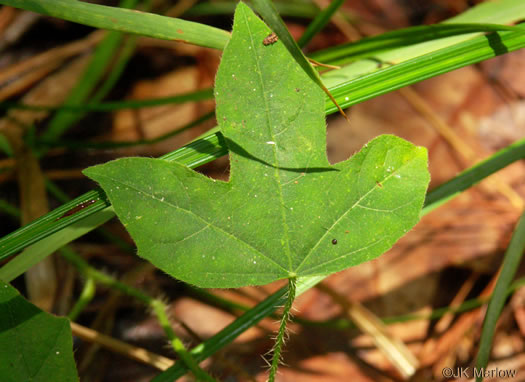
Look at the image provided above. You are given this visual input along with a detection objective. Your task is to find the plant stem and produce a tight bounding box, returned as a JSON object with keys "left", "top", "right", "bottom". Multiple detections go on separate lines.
{"left": 268, "top": 277, "right": 296, "bottom": 382}
{"left": 59, "top": 248, "right": 217, "bottom": 381}
{"left": 68, "top": 276, "right": 95, "bottom": 321}
{"left": 150, "top": 300, "right": 217, "bottom": 382}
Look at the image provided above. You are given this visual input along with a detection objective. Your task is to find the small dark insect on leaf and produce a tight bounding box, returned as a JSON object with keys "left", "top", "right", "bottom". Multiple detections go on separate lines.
{"left": 332, "top": 239, "right": 338, "bottom": 245}
{"left": 57, "top": 199, "right": 97, "bottom": 220}
{"left": 263, "top": 33, "right": 278, "bottom": 46}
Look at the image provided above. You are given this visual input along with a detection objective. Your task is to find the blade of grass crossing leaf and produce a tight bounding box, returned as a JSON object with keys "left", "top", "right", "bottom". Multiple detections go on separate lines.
{"left": 297, "top": 0, "right": 345, "bottom": 48}
{"left": 2, "top": 131, "right": 525, "bottom": 265}
{"left": 0, "top": 201, "right": 114, "bottom": 283}
{"left": 1, "top": 0, "right": 230, "bottom": 50}
{"left": 0, "top": 131, "right": 226, "bottom": 263}
{"left": 248, "top": 0, "right": 319, "bottom": 79}
{"left": 475, "top": 210, "right": 525, "bottom": 381}
{"left": 44, "top": 177, "right": 134, "bottom": 253}
{"left": 248, "top": 0, "right": 349, "bottom": 122}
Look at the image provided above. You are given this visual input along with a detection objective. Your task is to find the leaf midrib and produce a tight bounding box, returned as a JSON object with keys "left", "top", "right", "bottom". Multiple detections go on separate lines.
{"left": 243, "top": 9, "right": 293, "bottom": 273}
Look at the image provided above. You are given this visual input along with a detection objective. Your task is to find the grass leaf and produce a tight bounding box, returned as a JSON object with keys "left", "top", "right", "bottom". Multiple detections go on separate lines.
{"left": 0, "top": 0, "right": 230, "bottom": 49}
{"left": 475, "top": 210, "right": 525, "bottom": 381}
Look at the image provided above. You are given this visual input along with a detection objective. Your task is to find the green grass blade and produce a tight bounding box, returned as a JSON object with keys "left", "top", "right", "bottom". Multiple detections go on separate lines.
{"left": 315, "top": 0, "right": 525, "bottom": 67}
{"left": 40, "top": 111, "right": 214, "bottom": 150}
{"left": 0, "top": 204, "right": 115, "bottom": 282}
{"left": 41, "top": 29, "right": 125, "bottom": 141}
{"left": 186, "top": 1, "right": 318, "bottom": 19}
{"left": 311, "top": 23, "right": 525, "bottom": 64}
{"left": 0, "top": 134, "right": 13, "bottom": 156}
{"left": 249, "top": 0, "right": 347, "bottom": 119}
{"left": 423, "top": 138, "right": 525, "bottom": 214}
{"left": 91, "top": 36, "right": 139, "bottom": 101}
{"left": 248, "top": 0, "right": 323, "bottom": 88}
{"left": 0, "top": 199, "right": 21, "bottom": 219}
{"left": 297, "top": 0, "right": 343, "bottom": 48}
{"left": 42, "top": 0, "right": 138, "bottom": 142}
{"left": 0, "top": 88, "right": 214, "bottom": 112}
{"left": 1, "top": 0, "right": 230, "bottom": 49}
{"left": 323, "top": 27, "right": 525, "bottom": 113}
{"left": 475, "top": 210, "right": 525, "bottom": 381}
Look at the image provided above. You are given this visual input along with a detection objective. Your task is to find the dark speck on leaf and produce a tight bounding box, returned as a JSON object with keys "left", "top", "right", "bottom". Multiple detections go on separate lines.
{"left": 332, "top": 239, "right": 337, "bottom": 245}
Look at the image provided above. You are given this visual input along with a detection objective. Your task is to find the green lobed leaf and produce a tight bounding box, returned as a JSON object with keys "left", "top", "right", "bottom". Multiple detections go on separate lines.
{"left": 0, "top": 282, "right": 78, "bottom": 382}
{"left": 84, "top": 3, "right": 429, "bottom": 289}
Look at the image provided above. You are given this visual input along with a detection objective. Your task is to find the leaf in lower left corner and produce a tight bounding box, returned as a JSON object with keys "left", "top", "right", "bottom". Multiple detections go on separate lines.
{"left": 0, "top": 282, "right": 78, "bottom": 382}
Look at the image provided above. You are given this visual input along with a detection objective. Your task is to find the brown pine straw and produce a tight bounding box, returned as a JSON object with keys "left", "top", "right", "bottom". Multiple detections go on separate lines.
{"left": 418, "top": 270, "right": 501, "bottom": 375}
{"left": 316, "top": 283, "right": 419, "bottom": 379}
{"left": 0, "top": 30, "right": 105, "bottom": 100}
{"left": 398, "top": 86, "right": 524, "bottom": 211}
{"left": 0, "top": 62, "right": 60, "bottom": 101}
{"left": 418, "top": 273, "right": 479, "bottom": 363}
{"left": 71, "top": 321, "right": 175, "bottom": 371}
{"left": 0, "top": 6, "right": 17, "bottom": 35}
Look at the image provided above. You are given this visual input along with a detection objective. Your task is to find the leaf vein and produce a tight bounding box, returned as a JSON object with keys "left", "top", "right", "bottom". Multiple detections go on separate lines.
{"left": 96, "top": 173, "right": 289, "bottom": 273}
{"left": 296, "top": 153, "right": 415, "bottom": 272}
